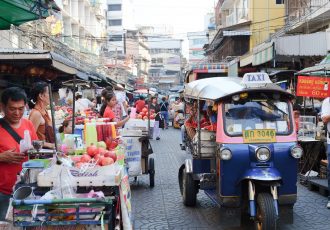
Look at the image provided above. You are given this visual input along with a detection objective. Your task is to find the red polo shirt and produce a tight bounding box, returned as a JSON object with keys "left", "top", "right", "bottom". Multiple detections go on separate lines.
{"left": 0, "top": 118, "right": 38, "bottom": 195}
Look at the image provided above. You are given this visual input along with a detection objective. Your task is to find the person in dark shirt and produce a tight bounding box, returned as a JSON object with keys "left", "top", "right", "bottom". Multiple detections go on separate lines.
{"left": 159, "top": 97, "right": 169, "bottom": 129}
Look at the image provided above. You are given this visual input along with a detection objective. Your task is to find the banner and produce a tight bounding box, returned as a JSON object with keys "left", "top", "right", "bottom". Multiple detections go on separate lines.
{"left": 296, "top": 76, "right": 330, "bottom": 98}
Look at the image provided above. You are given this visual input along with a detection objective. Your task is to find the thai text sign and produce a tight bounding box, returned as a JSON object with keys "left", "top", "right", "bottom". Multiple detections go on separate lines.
{"left": 243, "top": 129, "right": 276, "bottom": 143}
{"left": 297, "top": 76, "right": 330, "bottom": 98}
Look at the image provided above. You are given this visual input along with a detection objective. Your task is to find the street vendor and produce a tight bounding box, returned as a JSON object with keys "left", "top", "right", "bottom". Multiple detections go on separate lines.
{"left": 321, "top": 97, "right": 330, "bottom": 209}
{"left": 103, "top": 92, "right": 130, "bottom": 127}
{"left": 0, "top": 87, "right": 38, "bottom": 220}
{"left": 28, "top": 82, "right": 55, "bottom": 149}
{"left": 58, "top": 119, "right": 73, "bottom": 141}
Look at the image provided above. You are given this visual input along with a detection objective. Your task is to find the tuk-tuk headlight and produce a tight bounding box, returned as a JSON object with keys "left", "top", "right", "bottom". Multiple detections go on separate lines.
{"left": 219, "top": 148, "right": 232, "bottom": 160}
{"left": 291, "top": 146, "right": 303, "bottom": 159}
{"left": 255, "top": 147, "right": 271, "bottom": 162}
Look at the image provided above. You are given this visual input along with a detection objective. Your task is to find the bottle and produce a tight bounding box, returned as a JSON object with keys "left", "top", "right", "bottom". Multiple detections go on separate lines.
{"left": 24, "top": 130, "right": 32, "bottom": 149}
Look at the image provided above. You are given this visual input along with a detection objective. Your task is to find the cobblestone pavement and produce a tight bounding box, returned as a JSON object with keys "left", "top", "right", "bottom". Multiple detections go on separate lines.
{"left": 130, "top": 128, "right": 330, "bottom": 230}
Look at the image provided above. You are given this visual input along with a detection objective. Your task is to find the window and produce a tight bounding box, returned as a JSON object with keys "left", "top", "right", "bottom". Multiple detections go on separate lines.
{"left": 157, "top": 58, "right": 163, "bottom": 64}
{"left": 224, "top": 99, "right": 291, "bottom": 136}
{"left": 108, "top": 4, "right": 121, "bottom": 11}
{"left": 151, "top": 58, "right": 156, "bottom": 64}
{"left": 275, "top": 0, "right": 284, "bottom": 4}
{"left": 109, "top": 35, "right": 122, "bottom": 41}
{"left": 108, "top": 19, "right": 122, "bottom": 26}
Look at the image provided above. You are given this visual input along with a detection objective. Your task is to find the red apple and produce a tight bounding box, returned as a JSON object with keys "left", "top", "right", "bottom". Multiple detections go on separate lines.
{"left": 81, "top": 154, "right": 91, "bottom": 163}
{"left": 142, "top": 108, "right": 148, "bottom": 113}
{"left": 75, "top": 162, "right": 84, "bottom": 168}
{"left": 96, "top": 147, "right": 106, "bottom": 155}
{"left": 101, "top": 157, "right": 114, "bottom": 166}
{"left": 104, "top": 150, "right": 117, "bottom": 162}
{"left": 87, "top": 144, "right": 97, "bottom": 157}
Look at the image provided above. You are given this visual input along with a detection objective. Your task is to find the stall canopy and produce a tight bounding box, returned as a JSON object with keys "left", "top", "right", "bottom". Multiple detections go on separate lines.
{"left": 0, "top": 0, "right": 60, "bottom": 30}
{"left": 0, "top": 48, "right": 113, "bottom": 84}
{"left": 184, "top": 77, "right": 293, "bottom": 101}
{"left": 298, "top": 54, "right": 330, "bottom": 74}
{"left": 0, "top": 48, "right": 78, "bottom": 75}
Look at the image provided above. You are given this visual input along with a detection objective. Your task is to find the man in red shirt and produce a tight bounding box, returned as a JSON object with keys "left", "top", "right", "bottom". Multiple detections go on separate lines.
{"left": 0, "top": 87, "right": 38, "bottom": 220}
{"left": 135, "top": 96, "right": 145, "bottom": 113}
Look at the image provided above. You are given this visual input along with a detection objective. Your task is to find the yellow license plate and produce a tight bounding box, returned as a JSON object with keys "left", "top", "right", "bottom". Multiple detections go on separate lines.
{"left": 242, "top": 129, "right": 276, "bottom": 143}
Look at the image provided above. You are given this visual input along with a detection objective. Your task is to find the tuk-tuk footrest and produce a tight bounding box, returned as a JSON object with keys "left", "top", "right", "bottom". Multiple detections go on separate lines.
{"left": 199, "top": 173, "right": 216, "bottom": 190}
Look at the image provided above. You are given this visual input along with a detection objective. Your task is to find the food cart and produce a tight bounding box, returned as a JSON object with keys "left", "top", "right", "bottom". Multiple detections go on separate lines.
{"left": 121, "top": 118, "right": 155, "bottom": 187}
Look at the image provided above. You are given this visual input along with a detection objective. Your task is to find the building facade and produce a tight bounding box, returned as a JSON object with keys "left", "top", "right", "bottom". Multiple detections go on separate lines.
{"left": 105, "top": 0, "right": 134, "bottom": 56}
{"left": 147, "top": 37, "right": 183, "bottom": 91}
{"left": 187, "top": 31, "right": 208, "bottom": 65}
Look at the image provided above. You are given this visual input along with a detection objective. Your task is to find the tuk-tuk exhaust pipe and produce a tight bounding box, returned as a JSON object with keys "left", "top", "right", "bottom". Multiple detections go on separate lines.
{"left": 248, "top": 180, "right": 256, "bottom": 217}
{"left": 270, "top": 185, "right": 279, "bottom": 216}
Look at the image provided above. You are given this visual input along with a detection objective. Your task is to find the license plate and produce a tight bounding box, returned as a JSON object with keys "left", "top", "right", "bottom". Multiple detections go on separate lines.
{"left": 242, "top": 129, "right": 276, "bottom": 143}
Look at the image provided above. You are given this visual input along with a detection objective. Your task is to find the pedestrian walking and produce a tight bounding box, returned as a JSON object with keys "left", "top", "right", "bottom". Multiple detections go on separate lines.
{"left": 159, "top": 97, "right": 169, "bottom": 129}
{"left": 321, "top": 97, "right": 330, "bottom": 209}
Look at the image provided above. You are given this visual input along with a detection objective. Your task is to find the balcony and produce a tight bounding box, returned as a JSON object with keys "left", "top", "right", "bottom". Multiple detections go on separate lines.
{"left": 286, "top": 0, "right": 330, "bottom": 33}
{"left": 225, "top": 12, "right": 237, "bottom": 27}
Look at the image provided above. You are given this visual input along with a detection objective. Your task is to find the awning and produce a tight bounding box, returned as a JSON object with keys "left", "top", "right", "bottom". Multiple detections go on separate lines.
{"left": 298, "top": 54, "right": 330, "bottom": 74}
{"left": 0, "top": 0, "right": 60, "bottom": 30}
{"left": 240, "top": 52, "right": 253, "bottom": 67}
{"left": 275, "top": 32, "right": 327, "bottom": 56}
{"left": 223, "top": 30, "right": 251, "bottom": 36}
{"left": 252, "top": 42, "right": 274, "bottom": 66}
{"left": 0, "top": 48, "right": 77, "bottom": 75}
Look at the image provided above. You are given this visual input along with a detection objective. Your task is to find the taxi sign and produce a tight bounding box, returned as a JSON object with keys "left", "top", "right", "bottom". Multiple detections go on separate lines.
{"left": 242, "top": 72, "right": 272, "bottom": 87}
{"left": 242, "top": 129, "right": 276, "bottom": 143}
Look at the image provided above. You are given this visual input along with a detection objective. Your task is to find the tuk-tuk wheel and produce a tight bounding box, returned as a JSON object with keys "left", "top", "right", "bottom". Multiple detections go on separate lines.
{"left": 254, "top": 193, "right": 277, "bottom": 230}
{"left": 182, "top": 168, "right": 197, "bottom": 206}
{"left": 148, "top": 157, "right": 155, "bottom": 187}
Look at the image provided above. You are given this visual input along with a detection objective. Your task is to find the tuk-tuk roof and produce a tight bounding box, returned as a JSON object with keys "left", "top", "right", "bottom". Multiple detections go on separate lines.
{"left": 184, "top": 77, "right": 294, "bottom": 101}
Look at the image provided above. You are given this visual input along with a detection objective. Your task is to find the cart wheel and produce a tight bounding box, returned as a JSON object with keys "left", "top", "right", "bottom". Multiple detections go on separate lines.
{"left": 254, "top": 193, "right": 277, "bottom": 230}
{"left": 148, "top": 157, "right": 155, "bottom": 187}
{"left": 182, "top": 168, "right": 197, "bottom": 206}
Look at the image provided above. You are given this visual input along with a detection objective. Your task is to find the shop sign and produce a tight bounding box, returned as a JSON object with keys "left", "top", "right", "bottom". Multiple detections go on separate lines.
{"left": 297, "top": 76, "right": 330, "bottom": 98}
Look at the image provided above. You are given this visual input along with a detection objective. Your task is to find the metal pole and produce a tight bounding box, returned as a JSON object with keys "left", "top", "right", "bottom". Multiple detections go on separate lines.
{"left": 148, "top": 88, "right": 151, "bottom": 139}
{"left": 47, "top": 81, "right": 58, "bottom": 151}
{"left": 197, "top": 98, "right": 201, "bottom": 158}
{"left": 72, "top": 75, "right": 76, "bottom": 134}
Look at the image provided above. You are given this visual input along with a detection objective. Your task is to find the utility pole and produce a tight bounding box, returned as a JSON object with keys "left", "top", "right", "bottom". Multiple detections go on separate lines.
{"left": 115, "top": 47, "right": 118, "bottom": 81}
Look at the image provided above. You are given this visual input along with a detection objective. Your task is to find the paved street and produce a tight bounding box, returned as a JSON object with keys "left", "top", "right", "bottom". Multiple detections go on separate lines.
{"left": 130, "top": 128, "right": 330, "bottom": 230}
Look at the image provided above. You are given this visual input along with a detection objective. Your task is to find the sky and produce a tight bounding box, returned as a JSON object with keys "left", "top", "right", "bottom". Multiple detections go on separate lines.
{"left": 132, "top": 0, "right": 215, "bottom": 58}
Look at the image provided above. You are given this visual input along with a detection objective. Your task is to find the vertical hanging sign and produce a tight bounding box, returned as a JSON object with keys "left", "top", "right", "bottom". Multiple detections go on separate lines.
{"left": 296, "top": 76, "right": 330, "bottom": 98}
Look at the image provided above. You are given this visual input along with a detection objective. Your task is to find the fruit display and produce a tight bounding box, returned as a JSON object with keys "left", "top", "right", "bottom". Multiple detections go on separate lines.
{"left": 72, "top": 143, "right": 118, "bottom": 168}
{"left": 135, "top": 106, "right": 156, "bottom": 120}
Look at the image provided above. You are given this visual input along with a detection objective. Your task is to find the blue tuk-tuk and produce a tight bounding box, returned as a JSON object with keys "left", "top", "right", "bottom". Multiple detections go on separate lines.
{"left": 178, "top": 73, "right": 303, "bottom": 229}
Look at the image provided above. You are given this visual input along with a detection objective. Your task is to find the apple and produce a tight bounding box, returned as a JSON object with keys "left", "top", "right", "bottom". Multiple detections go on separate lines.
{"left": 143, "top": 116, "right": 148, "bottom": 120}
{"left": 87, "top": 144, "right": 97, "bottom": 157}
{"left": 94, "top": 154, "right": 104, "bottom": 165}
{"left": 75, "top": 162, "right": 84, "bottom": 168}
{"left": 101, "top": 157, "right": 114, "bottom": 166}
{"left": 81, "top": 154, "right": 91, "bottom": 163}
{"left": 97, "top": 141, "right": 107, "bottom": 149}
{"left": 96, "top": 147, "right": 106, "bottom": 155}
{"left": 71, "top": 156, "right": 80, "bottom": 163}
{"left": 104, "top": 150, "right": 117, "bottom": 162}
{"left": 142, "top": 108, "right": 148, "bottom": 113}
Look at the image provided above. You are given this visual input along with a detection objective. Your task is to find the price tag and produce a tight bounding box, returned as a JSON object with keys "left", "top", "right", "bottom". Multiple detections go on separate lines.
{"left": 243, "top": 129, "right": 276, "bottom": 143}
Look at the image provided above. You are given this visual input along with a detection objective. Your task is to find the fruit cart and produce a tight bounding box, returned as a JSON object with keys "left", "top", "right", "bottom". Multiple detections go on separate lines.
{"left": 12, "top": 153, "right": 132, "bottom": 230}
{"left": 121, "top": 119, "right": 155, "bottom": 187}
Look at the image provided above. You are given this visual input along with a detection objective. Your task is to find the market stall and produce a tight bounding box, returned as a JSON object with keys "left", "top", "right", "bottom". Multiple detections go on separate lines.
{"left": 0, "top": 48, "right": 134, "bottom": 229}
{"left": 295, "top": 67, "right": 329, "bottom": 193}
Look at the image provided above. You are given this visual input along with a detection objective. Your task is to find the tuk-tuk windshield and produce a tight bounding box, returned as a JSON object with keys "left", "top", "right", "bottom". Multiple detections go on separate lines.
{"left": 224, "top": 99, "right": 292, "bottom": 136}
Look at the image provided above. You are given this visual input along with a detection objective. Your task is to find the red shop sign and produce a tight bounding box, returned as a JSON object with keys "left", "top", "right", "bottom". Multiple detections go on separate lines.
{"left": 296, "top": 76, "right": 330, "bottom": 98}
